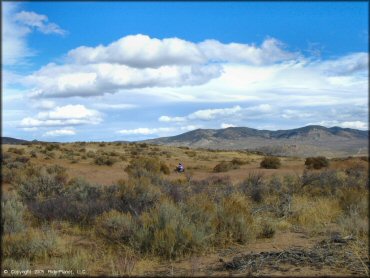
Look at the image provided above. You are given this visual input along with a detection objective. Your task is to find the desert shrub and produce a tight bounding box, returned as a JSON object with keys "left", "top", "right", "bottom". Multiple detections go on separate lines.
{"left": 135, "top": 200, "right": 204, "bottom": 259}
{"left": 15, "top": 156, "right": 29, "bottom": 163}
{"left": 160, "top": 181, "right": 189, "bottom": 203}
{"left": 260, "top": 156, "right": 281, "bottom": 169}
{"left": 160, "top": 161, "right": 170, "bottom": 175}
{"left": 30, "top": 150, "right": 37, "bottom": 158}
{"left": 231, "top": 158, "right": 248, "bottom": 166}
{"left": 117, "top": 179, "right": 162, "bottom": 215}
{"left": 185, "top": 150, "right": 196, "bottom": 157}
{"left": 217, "top": 194, "right": 255, "bottom": 244}
{"left": 182, "top": 194, "right": 218, "bottom": 243}
{"left": 1, "top": 193, "right": 27, "bottom": 234}
{"left": 305, "top": 156, "right": 329, "bottom": 169}
{"left": 29, "top": 179, "right": 114, "bottom": 223}
{"left": 190, "top": 175, "right": 234, "bottom": 200}
{"left": 213, "top": 161, "right": 234, "bottom": 173}
{"left": 290, "top": 195, "right": 341, "bottom": 234}
{"left": 125, "top": 156, "right": 161, "bottom": 178}
{"left": 86, "top": 150, "right": 95, "bottom": 158}
{"left": 258, "top": 223, "right": 276, "bottom": 239}
{"left": 2, "top": 167, "right": 18, "bottom": 184}
{"left": 8, "top": 147, "right": 25, "bottom": 155}
{"left": 138, "top": 143, "right": 148, "bottom": 148}
{"left": 99, "top": 143, "right": 106, "bottom": 147}
{"left": 338, "top": 209, "right": 368, "bottom": 238}
{"left": 3, "top": 228, "right": 58, "bottom": 260}
{"left": 345, "top": 163, "right": 368, "bottom": 188}
{"left": 16, "top": 167, "right": 67, "bottom": 202}
{"left": 95, "top": 210, "right": 137, "bottom": 244}
{"left": 94, "top": 155, "right": 117, "bottom": 166}
{"left": 338, "top": 188, "right": 368, "bottom": 215}
{"left": 239, "top": 172, "right": 265, "bottom": 202}
{"left": 301, "top": 169, "right": 346, "bottom": 196}
{"left": 45, "top": 143, "right": 60, "bottom": 151}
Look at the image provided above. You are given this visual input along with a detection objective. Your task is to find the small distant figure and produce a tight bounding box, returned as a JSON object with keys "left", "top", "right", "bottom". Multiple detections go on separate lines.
{"left": 176, "top": 162, "right": 185, "bottom": 173}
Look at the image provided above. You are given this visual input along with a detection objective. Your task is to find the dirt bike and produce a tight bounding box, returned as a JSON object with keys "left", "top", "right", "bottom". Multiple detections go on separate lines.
{"left": 174, "top": 167, "right": 185, "bottom": 173}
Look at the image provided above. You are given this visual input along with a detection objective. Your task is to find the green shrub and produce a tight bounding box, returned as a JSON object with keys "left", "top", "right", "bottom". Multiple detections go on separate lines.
{"left": 94, "top": 155, "right": 117, "bottom": 166}
{"left": 136, "top": 200, "right": 204, "bottom": 259}
{"left": 260, "top": 156, "right": 281, "bottom": 169}
{"left": 96, "top": 210, "right": 137, "bottom": 244}
{"left": 16, "top": 167, "right": 66, "bottom": 202}
{"left": 305, "top": 156, "right": 329, "bottom": 169}
{"left": 217, "top": 194, "right": 255, "bottom": 244}
{"left": 125, "top": 156, "right": 161, "bottom": 178}
{"left": 117, "top": 179, "right": 162, "bottom": 214}
{"left": 1, "top": 194, "right": 27, "bottom": 234}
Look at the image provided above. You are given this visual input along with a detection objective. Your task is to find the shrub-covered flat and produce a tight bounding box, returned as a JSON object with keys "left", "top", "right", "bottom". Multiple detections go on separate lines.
{"left": 1, "top": 142, "right": 369, "bottom": 276}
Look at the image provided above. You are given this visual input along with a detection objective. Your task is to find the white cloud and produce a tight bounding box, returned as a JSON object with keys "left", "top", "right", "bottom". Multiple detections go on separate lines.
{"left": 308, "top": 120, "right": 368, "bottom": 130}
{"left": 14, "top": 11, "right": 66, "bottom": 35}
{"left": 282, "top": 109, "right": 313, "bottom": 119}
{"left": 19, "top": 34, "right": 302, "bottom": 98}
{"left": 68, "top": 34, "right": 205, "bottom": 68}
{"left": 313, "top": 52, "right": 368, "bottom": 76}
{"left": 2, "top": 3, "right": 66, "bottom": 66}
{"left": 198, "top": 38, "right": 297, "bottom": 65}
{"left": 221, "top": 123, "right": 236, "bottom": 128}
{"left": 32, "top": 100, "right": 56, "bottom": 110}
{"left": 43, "top": 128, "right": 76, "bottom": 137}
{"left": 159, "top": 105, "right": 242, "bottom": 122}
{"left": 117, "top": 127, "right": 173, "bottom": 135}
{"left": 68, "top": 34, "right": 295, "bottom": 68}
{"left": 117, "top": 124, "right": 200, "bottom": 136}
{"left": 25, "top": 63, "right": 222, "bottom": 97}
{"left": 20, "top": 104, "right": 102, "bottom": 128}
{"left": 92, "top": 103, "right": 138, "bottom": 110}
{"left": 43, "top": 129, "right": 76, "bottom": 137}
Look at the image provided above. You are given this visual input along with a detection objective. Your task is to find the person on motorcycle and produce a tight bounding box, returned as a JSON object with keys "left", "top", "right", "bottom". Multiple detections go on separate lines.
{"left": 177, "top": 163, "right": 185, "bottom": 172}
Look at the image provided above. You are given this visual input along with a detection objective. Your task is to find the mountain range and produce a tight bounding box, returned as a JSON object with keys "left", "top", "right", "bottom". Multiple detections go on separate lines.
{"left": 144, "top": 125, "right": 368, "bottom": 157}
{"left": 2, "top": 125, "right": 368, "bottom": 157}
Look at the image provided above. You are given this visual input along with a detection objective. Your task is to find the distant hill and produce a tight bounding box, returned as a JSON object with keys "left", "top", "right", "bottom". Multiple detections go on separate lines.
{"left": 1, "top": 137, "right": 31, "bottom": 145}
{"left": 144, "top": 125, "right": 369, "bottom": 157}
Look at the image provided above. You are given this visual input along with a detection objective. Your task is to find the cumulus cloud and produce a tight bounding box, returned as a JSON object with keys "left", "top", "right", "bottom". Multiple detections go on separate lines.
{"left": 19, "top": 34, "right": 303, "bottom": 98}
{"left": 68, "top": 34, "right": 295, "bottom": 67}
{"left": 43, "top": 128, "right": 76, "bottom": 137}
{"left": 68, "top": 34, "right": 205, "bottom": 68}
{"left": 198, "top": 38, "right": 297, "bottom": 65}
{"left": 25, "top": 63, "right": 222, "bottom": 97}
{"left": 2, "top": 2, "right": 66, "bottom": 65}
{"left": 20, "top": 104, "right": 102, "bottom": 128}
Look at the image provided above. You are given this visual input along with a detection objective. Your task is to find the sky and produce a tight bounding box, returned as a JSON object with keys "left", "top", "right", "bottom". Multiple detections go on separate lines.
{"left": 2, "top": 1, "right": 369, "bottom": 142}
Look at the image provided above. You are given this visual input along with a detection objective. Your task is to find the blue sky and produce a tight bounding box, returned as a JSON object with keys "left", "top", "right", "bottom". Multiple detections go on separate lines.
{"left": 3, "top": 1, "right": 369, "bottom": 141}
